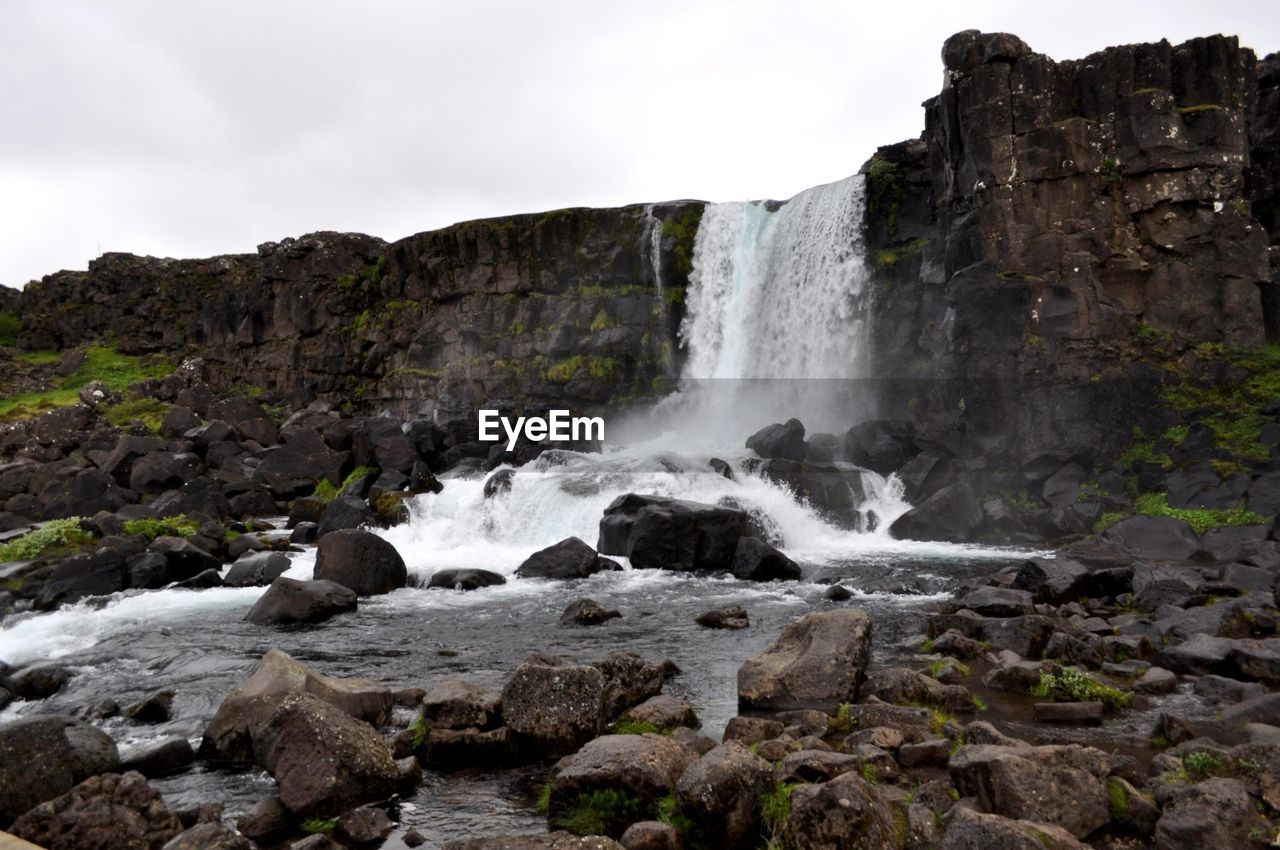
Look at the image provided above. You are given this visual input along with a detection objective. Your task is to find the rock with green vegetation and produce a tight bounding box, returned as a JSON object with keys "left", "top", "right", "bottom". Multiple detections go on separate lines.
{"left": 617, "top": 695, "right": 698, "bottom": 732}
{"left": 737, "top": 609, "right": 873, "bottom": 713}
{"left": 1155, "top": 777, "right": 1267, "bottom": 850}
{"left": 673, "top": 741, "right": 773, "bottom": 847}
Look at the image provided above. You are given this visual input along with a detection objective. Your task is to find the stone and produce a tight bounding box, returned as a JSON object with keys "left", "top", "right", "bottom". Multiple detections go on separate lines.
{"left": 199, "top": 648, "right": 393, "bottom": 764}
{"left": 956, "top": 586, "right": 1035, "bottom": 617}
{"left": 674, "top": 742, "right": 773, "bottom": 847}
{"left": 517, "top": 536, "right": 620, "bottom": 579}
{"left": 842, "top": 419, "right": 917, "bottom": 475}
{"left": 312, "top": 528, "right": 407, "bottom": 595}
{"left": 252, "top": 692, "right": 400, "bottom": 816}
{"left": 1011, "top": 557, "right": 1095, "bottom": 603}
{"left": 778, "top": 749, "right": 861, "bottom": 783}
{"left": 888, "top": 480, "right": 986, "bottom": 542}
{"left": 597, "top": 494, "right": 748, "bottom": 571}
{"left": 1032, "top": 701, "right": 1103, "bottom": 723}
{"left": 596, "top": 652, "right": 666, "bottom": 718}
{"left": 290, "top": 522, "right": 319, "bottom": 544}
{"left": 0, "top": 714, "right": 120, "bottom": 821}
{"left": 318, "top": 494, "right": 372, "bottom": 534}
{"left": 619, "top": 695, "right": 700, "bottom": 731}
{"left": 421, "top": 679, "right": 501, "bottom": 730}
{"left": 1133, "top": 666, "right": 1178, "bottom": 694}
{"left": 695, "top": 605, "right": 748, "bottom": 630}
{"left": 11, "top": 771, "right": 184, "bottom": 850}
{"left": 721, "top": 716, "right": 785, "bottom": 745}
{"left": 34, "top": 548, "right": 126, "bottom": 609}
{"left": 861, "top": 667, "right": 973, "bottom": 712}
{"left": 938, "top": 806, "right": 1088, "bottom": 850}
{"left": 1099, "top": 516, "right": 1200, "bottom": 560}
{"left": 162, "top": 823, "right": 253, "bottom": 850}
{"left": 120, "top": 737, "right": 196, "bottom": 778}
{"left": 500, "top": 657, "right": 607, "bottom": 756}
{"left": 444, "top": 834, "right": 624, "bottom": 849}
{"left": 422, "top": 725, "right": 516, "bottom": 768}
{"left": 745, "top": 418, "right": 807, "bottom": 461}
{"left": 245, "top": 577, "right": 357, "bottom": 626}
{"left": 428, "top": 567, "right": 507, "bottom": 590}
{"left": 737, "top": 609, "right": 872, "bottom": 712}
{"left": 786, "top": 772, "right": 897, "bottom": 849}
{"left": 561, "top": 598, "right": 622, "bottom": 625}
{"left": 899, "top": 738, "right": 952, "bottom": 768}
{"left": 334, "top": 805, "right": 394, "bottom": 845}
{"left": 223, "top": 551, "right": 291, "bottom": 587}
{"left": 730, "top": 536, "right": 801, "bottom": 581}
{"left": 10, "top": 663, "right": 74, "bottom": 699}
{"left": 149, "top": 536, "right": 222, "bottom": 582}
{"left": 618, "top": 822, "right": 682, "bottom": 850}
{"left": 1155, "top": 777, "right": 1265, "bottom": 850}
{"left": 125, "top": 689, "right": 175, "bottom": 723}
{"left": 484, "top": 468, "right": 515, "bottom": 498}
{"left": 549, "top": 734, "right": 696, "bottom": 833}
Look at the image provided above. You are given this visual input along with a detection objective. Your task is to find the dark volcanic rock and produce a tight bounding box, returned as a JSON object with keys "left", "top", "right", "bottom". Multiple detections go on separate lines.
{"left": 738, "top": 609, "right": 872, "bottom": 712}
{"left": 500, "top": 656, "right": 607, "bottom": 757}
{"left": 313, "top": 528, "right": 407, "bottom": 595}
{"left": 745, "top": 418, "right": 808, "bottom": 461}
{"left": 597, "top": 494, "right": 747, "bottom": 571}
{"left": 11, "top": 771, "right": 184, "bottom": 850}
{"left": 121, "top": 736, "right": 196, "bottom": 778}
{"left": 0, "top": 714, "right": 120, "bottom": 821}
{"left": 696, "top": 605, "right": 749, "bottom": 630}
{"left": 1100, "top": 515, "right": 1200, "bottom": 560}
{"left": 516, "top": 536, "right": 619, "bottom": 580}
{"left": 560, "top": 598, "right": 622, "bottom": 626}
{"left": 34, "top": 548, "right": 126, "bottom": 609}
{"left": 730, "top": 536, "right": 801, "bottom": 581}
{"left": 427, "top": 568, "right": 507, "bottom": 591}
{"left": 548, "top": 734, "right": 696, "bottom": 835}
{"left": 244, "top": 578, "right": 357, "bottom": 626}
{"left": 223, "top": 551, "right": 291, "bottom": 587}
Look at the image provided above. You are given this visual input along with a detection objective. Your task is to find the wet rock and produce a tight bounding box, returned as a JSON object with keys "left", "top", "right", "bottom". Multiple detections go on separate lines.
{"left": 121, "top": 736, "right": 196, "bottom": 778}
{"left": 549, "top": 734, "right": 696, "bottom": 836}
{"left": 745, "top": 418, "right": 807, "bottom": 461}
{"left": 150, "top": 536, "right": 221, "bottom": 582}
{"left": 199, "top": 648, "right": 393, "bottom": 764}
{"left": 730, "top": 537, "right": 801, "bottom": 581}
{"left": 11, "top": 771, "right": 184, "bottom": 850}
{"left": 1099, "top": 515, "right": 1200, "bottom": 560}
{"left": 862, "top": 667, "right": 973, "bottom": 712}
{"left": 949, "top": 743, "right": 1111, "bottom": 838}
{"left": 695, "top": 605, "right": 748, "bottom": 630}
{"left": 833, "top": 700, "right": 936, "bottom": 743}
{"left": 888, "top": 479, "right": 985, "bottom": 542}
{"left": 823, "top": 584, "right": 852, "bottom": 601}
{"left": 252, "top": 692, "right": 400, "bottom": 816}
{"left": 501, "top": 656, "right": 607, "bottom": 757}
{"left": 334, "top": 805, "right": 394, "bottom": 844}
{"left": 842, "top": 419, "right": 917, "bottom": 476}
{"left": 289, "top": 522, "right": 319, "bottom": 544}
{"left": 421, "top": 679, "right": 501, "bottom": 730}
{"left": 0, "top": 714, "right": 120, "bottom": 821}
{"left": 931, "top": 629, "right": 985, "bottom": 659}
{"left": 1194, "top": 674, "right": 1266, "bottom": 705}
{"left": 162, "top": 822, "right": 252, "bottom": 850}
{"left": 34, "top": 548, "right": 126, "bottom": 610}
{"left": 597, "top": 494, "right": 748, "bottom": 571}
{"left": 125, "top": 689, "right": 175, "bottom": 724}
{"left": 738, "top": 609, "right": 872, "bottom": 712}
{"left": 224, "top": 551, "right": 291, "bottom": 587}
{"left": 618, "top": 821, "right": 681, "bottom": 850}
{"left": 756, "top": 459, "right": 870, "bottom": 528}
{"left": 619, "top": 695, "right": 700, "bottom": 731}
{"left": 674, "top": 741, "right": 773, "bottom": 847}
{"left": 403, "top": 828, "right": 427, "bottom": 847}
{"left": 1133, "top": 666, "right": 1178, "bottom": 695}
{"left": 289, "top": 835, "right": 344, "bottom": 850}
{"left": 130, "top": 451, "right": 203, "bottom": 495}
{"left": 596, "top": 651, "right": 666, "bottom": 719}
{"left": 313, "top": 528, "right": 407, "bottom": 595}
{"left": 423, "top": 725, "right": 517, "bottom": 768}
{"left": 562, "top": 598, "right": 622, "bottom": 626}
{"left": 444, "top": 834, "right": 624, "bottom": 849}
{"left": 1032, "top": 701, "right": 1103, "bottom": 724}
{"left": 484, "top": 468, "right": 515, "bottom": 498}
{"left": 778, "top": 749, "right": 860, "bottom": 783}
{"left": 517, "top": 536, "right": 620, "bottom": 579}
{"left": 428, "top": 568, "right": 507, "bottom": 590}
{"left": 10, "top": 663, "right": 73, "bottom": 699}
{"left": 899, "top": 738, "right": 952, "bottom": 768}
{"left": 1155, "top": 777, "right": 1265, "bottom": 850}
{"left": 786, "top": 772, "right": 897, "bottom": 849}
{"left": 245, "top": 577, "right": 357, "bottom": 626}
{"left": 938, "top": 806, "right": 1088, "bottom": 849}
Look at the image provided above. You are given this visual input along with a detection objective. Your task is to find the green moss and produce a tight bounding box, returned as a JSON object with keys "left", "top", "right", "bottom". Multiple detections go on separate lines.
{"left": 829, "top": 702, "right": 856, "bottom": 735}
{"left": 1178, "top": 103, "right": 1223, "bottom": 114}
{"left": 1136, "top": 322, "right": 1173, "bottom": 346}
{"left": 874, "top": 237, "right": 928, "bottom": 269}
{"left": 1132, "top": 86, "right": 1166, "bottom": 96}
{"left": 867, "top": 155, "right": 905, "bottom": 240}
{"left": 587, "top": 356, "right": 619, "bottom": 381}
{"left": 1122, "top": 492, "right": 1267, "bottom": 535}
{"left": 589, "top": 308, "right": 615, "bottom": 332}
{"left": 352, "top": 309, "right": 372, "bottom": 336}
{"left": 535, "top": 781, "right": 553, "bottom": 814}
{"left": 758, "top": 782, "right": 796, "bottom": 850}
{"left": 0, "top": 518, "right": 96, "bottom": 561}
{"left": 1107, "top": 778, "right": 1130, "bottom": 822}
{"left": 313, "top": 465, "right": 376, "bottom": 503}
{"left": 546, "top": 356, "right": 583, "bottom": 384}
{"left": 859, "top": 763, "right": 881, "bottom": 784}
{"left": 0, "top": 345, "right": 174, "bottom": 422}
{"left": 103, "top": 397, "right": 171, "bottom": 434}
{"left": 971, "top": 695, "right": 988, "bottom": 712}
{"left": 301, "top": 817, "right": 337, "bottom": 834}
{"left": 611, "top": 719, "right": 663, "bottom": 736}
{"left": 1031, "top": 667, "right": 1130, "bottom": 711}
{"left": 0, "top": 312, "right": 22, "bottom": 346}
{"left": 661, "top": 207, "right": 705, "bottom": 276}
{"left": 122, "top": 516, "right": 199, "bottom": 542}
{"left": 410, "top": 713, "right": 428, "bottom": 748}
{"left": 1118, "top": 427, "right": 1173, "bottom": 472}
{"left": 663, "top": 286, "right": 686, "bottom": 307}
{"left": 509, "top": 318, "right": 526, "bottom": 336}
{"left": 552, "top": 789, "right": 644, "bottom": 837}
{"left": 656, "top": 793, "right": 696, "bottom": 835}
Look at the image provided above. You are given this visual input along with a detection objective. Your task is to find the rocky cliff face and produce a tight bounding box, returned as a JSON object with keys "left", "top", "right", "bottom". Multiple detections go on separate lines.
{"left": 862, "top": 32, "right": 1277, "bottom": 467}
{"left": 16, "top": 202, "right": 703, "bottom": 418}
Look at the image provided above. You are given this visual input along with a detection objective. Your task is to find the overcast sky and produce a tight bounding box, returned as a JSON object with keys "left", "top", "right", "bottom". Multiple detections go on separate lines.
{"left": 2, "top": 0, "right": 1278, "bottom": 288}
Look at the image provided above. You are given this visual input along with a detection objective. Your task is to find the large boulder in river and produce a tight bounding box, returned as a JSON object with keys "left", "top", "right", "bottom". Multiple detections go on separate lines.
{"left": 10, "top": 771, "right": 183, "bottom": 849}
{"left": 34, "top": 548, "right": 126, "bottom": 610}
{"left": 889, "top": 479, "right": 985, "bottom": 542}
{"left": 745, "top": 418, "right": 808, "bottom": 461}
{"left": 939, "top": 807, "right": 1089, "bottom": 850}
{"left": 0, "top": 714, "right": 120, "bottom": 821}
{"left": 549, "top": 734, "right": 697, "bottom": 836}
{"left": 756, "top": 459, "right": 869, "bottom": 529}
{"left": 738, "top": 609, "right": 872, "bottom": 712}
{"left": 245, "top": 577, "right": 356, "bottom": 626}
{"left": 224, "top": 551, "right": 291, "bottom": 587}
{"left": 675, "top": 742, "right": 774, "bottom": 847}
{"left": 516, "top": 536, "right": 620, "bottom": 579}
{"left": 427, "top": 568, "right": 507, "bottom": 590}
{"left": 313, "top": 529, "right": 407, "bottom": 595}
{"left": 199, "top": 648, "right": 393, "bottom": 764}
{"left": 500, "top": 656, "right": 607, "bottom": 757}
{"left": 841, "top": 419, "right": 917, "bottom": 475}
{"left": 731, "top": 536, "right": 801, "bottom": 581}
{"left": 597, "top": 494, "right": 747, "bottom": 571}
{"left": 251, "top": 692, "right": 400, "bottom": 816}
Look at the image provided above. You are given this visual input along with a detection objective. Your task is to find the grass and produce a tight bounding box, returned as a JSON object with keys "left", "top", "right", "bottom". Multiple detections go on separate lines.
{"left": 0, "top": 345, "right": 174, "bottom": 422}
{"left": 859, "top": 763, "right": 881, "bottom": 785}
{"left": 589, "top": 308, "right": 615, "bottom": 332}
{"left": 758, "top": 782, "right": 796, "bottom": 850}
{"left": 0, "top": 518, "right": 96, "bottom": 561}
{"left": 0, "top": 312, "right": 21, "bottom": 346}
{"left": 313, "top": 465, "right": 376, "bottom": 503}
{"left": 656, "top": 794, "right": 696, "bottom": 836}
{"left": 611, "top": 719, "right": 663, "bottom": 736}
{"left": 1030, "top": 667, "right": 1130, "bottom": 711}
{"left": 1160, "top": 343, "right": 1280, "bottom": 460}
{"left": 103, "top": 397, "right": 171, "bottom": 434}
{"left": 300, "top": 817, "right": 337, "bottom": 834}
{"left": 122, "top": 516, "right": 199, "bottom": 541}
{"left": 410, "top": 714, "right": 428, "bottom": 748}
{"left": 829, "top": 703, "right": 856, "bottom": 735}
{"left": 1107, "top": 778, "right": 1130, "bottom": 823}
{"left": 1099, "top": 491, "right": 1268, "bottom": 536}
{"left": 927, "top": 658, "right": 969, "bottom": 679}
{"left": 551, "top": 789, "right": 644, "bottom": 837}
{"left": 535, "top": 781, "right": 552, "bottom": 814}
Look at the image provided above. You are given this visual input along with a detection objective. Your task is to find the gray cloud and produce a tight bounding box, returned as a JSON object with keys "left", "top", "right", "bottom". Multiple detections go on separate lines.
{"left": 3, "top": 0, "right": 1278, "bottom": 287}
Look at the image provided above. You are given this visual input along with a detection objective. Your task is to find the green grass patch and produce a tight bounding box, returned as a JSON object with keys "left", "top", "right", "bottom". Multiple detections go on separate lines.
{"left": 828, "top": 702, "right": 856, "bottom": 735}
{"left": 546, "top": 356, "right": 583, "bottom": 384}
{"left": 611, "top": 719, "right": 664, "bottom": 736}
{"left": 1031, "top": 667, "right": 1130, "bottom": 711}
{"left": 103, "top": 397, "right": 171, "bottom": 434}
{"left": 1177, "top": 103, "right": 1223, "bottom": 114}
{"left": 551, "top": 789, "right": 644, "bottom": 837}
{"left": 535, "top": 781, "right": 552, "bottom": 814}
{"left": 410, "top": 713, "right": 428, "bottom": 748}
{"left": 1107, "top": 778, "right": 1130, "bottom": 823}
{"left": 589, "top": 308, "right": 615, "bottom": 332}
{"left": 859, "top": 763, "right": 881, "bottom": 784}
{"left": 656, "top": 793, "right": 696, "bottom": 836}
{"left": 758, "top": 781, "right": 796, "bottom": 850}
{"left": 300, "top": 817, "right": 336, "bottom": 834}
{"left": 0, "top": 345, "right": 173, "bottom": 422}
{"left": 1127, "top": 491, "right": 1266, "bottom": 536}
{"left": 0, "top": 518, "right": 96, "bottom": 561}
{"left": 0, "top": 312, "right": 21, "bottom": 346}
{"left": 313, "top": 465, "right": 376, "bottom": 503}
{"left": 122, "top": 516, "right": 199, "bottom": 542}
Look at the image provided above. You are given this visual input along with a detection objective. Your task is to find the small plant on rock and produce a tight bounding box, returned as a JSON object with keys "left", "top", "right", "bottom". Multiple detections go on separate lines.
{"left": 758, "top": 781, "right": 796, "bottom": 850}
{"left": 551, "top": 789, "right": 644, "bottom": 837}
{"left": 1030, "top": 667, "right": 1130, "bottom": 711}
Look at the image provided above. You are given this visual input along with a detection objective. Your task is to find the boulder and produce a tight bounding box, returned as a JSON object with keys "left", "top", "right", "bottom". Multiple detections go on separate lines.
{"left": 199, "top": 648, "right": 393, "bottom": 764}
{"left": 745, "top": 418, "right": 807, "bottom": 461}
{"left": 318, "top": 494, "right": 372, "bottom": 535}
{"left": 842, "top": 419, "right": 917, "bottom": 475}
{"left": 34, "top": 548, "right": 126, "bottom": 609}
{"left": 618, "top": 822, "right": 682, "bottom": 850}
{"left": 1155, "top": 777, "right": 1264, "bottom": 850}
{"left": 121, "top": 736, "right": 196, "bottom": 778}
{"left": 517, "top": 536, "right": 620, "bottom": 580}
{"left": 596, "top": 652, "right": 666, "bottom": 718}
{"left": 619, "top": 695, "right": 700, "bottom": 731}
{"left": 10, "top": 771, "right": 184, "bottom": 849}
{"left": 738, "top": 609, "right": 872, "bottom": 712}
{"left": 756, "top": 459, "right": 869, "bottom": 528}
{"left": 597, "top": 495, "right": 747, "bottom": 571}
{"left": 730, "top": 537, "right": 801, "bottom": 581}
{"left": 244, "top": 577, "right": 356, "bottom": 626}
{"left": 252, "top": 692, "right": 400, "bottom": 815}
{"left": 674, "top": 742, "right": 774, "bottom": 847}
{"left": 427, "top": 568, "right": 507, "bottom": 590}
{"left": 786, "top": 772, "right": 897, "bottom": 849}
{"left": 125, "top": 689, "right": 175, "bottom": 723}
{"left": 949, "top": 743, "right": 1111, "bottom": 838}
{"left": 549, "top": 734, "right": 696, "bottom": 835}
{"left": 561, "top": 598, "right": 622, "bottom": 626}
{"left": 334, "top": 805, "right": 394, "bottom": 845}
{"left": 889, "top": 479, "right": 985, "bottom": 542}
{"left": 484, "top": 469, "right": 515, "bottom": 498}
{"left": 1011, "top": 558, "right": 1097, "bottom": 603}
{"left": 421, "top": 679, "right": 502, "bottom": 730}
{"left": 862, "top": 667, "right": 973, "bottom": 712}
{"left": 149, "top": 536, "right": 221, "bottom": 582}
{"left": 443, "top": 834, "right": 624, "bottom": 849}
{"left": 1100, "top": 516, "right": 1200, "bottom": 560}
{"left": 130, "top": 452, "right": 203, "bottom": 495}
{"left": 0, "top": 714, "right": 120, "bottom": 821}
{"left": 234, "top": 797, "right": 290, "bottom": 843}
{"left": 313, "top": 529, "right": 407, "bottom": 595}
{"left": 695, "top": 605, "right": 749, "bottom": 630}
{"left": 10, "top": 664, "right": 73, "bottom": 699}
{"left": 422, "top": 726, "right": 517, "bottom": 769}
{"left": 223, "top": 551, "right": 291, "bottom": 587}
{"left": 939, "top": 806, "right": 1089, "bottom": 850}
{"left": 162, "top": 822, "right": 253, "bottom": 850}
{"left": 501, "top": 657, "right": 607, "bottom": 756}
{"left": 955, "top": 586, "right": 1035, "bottom": 617}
